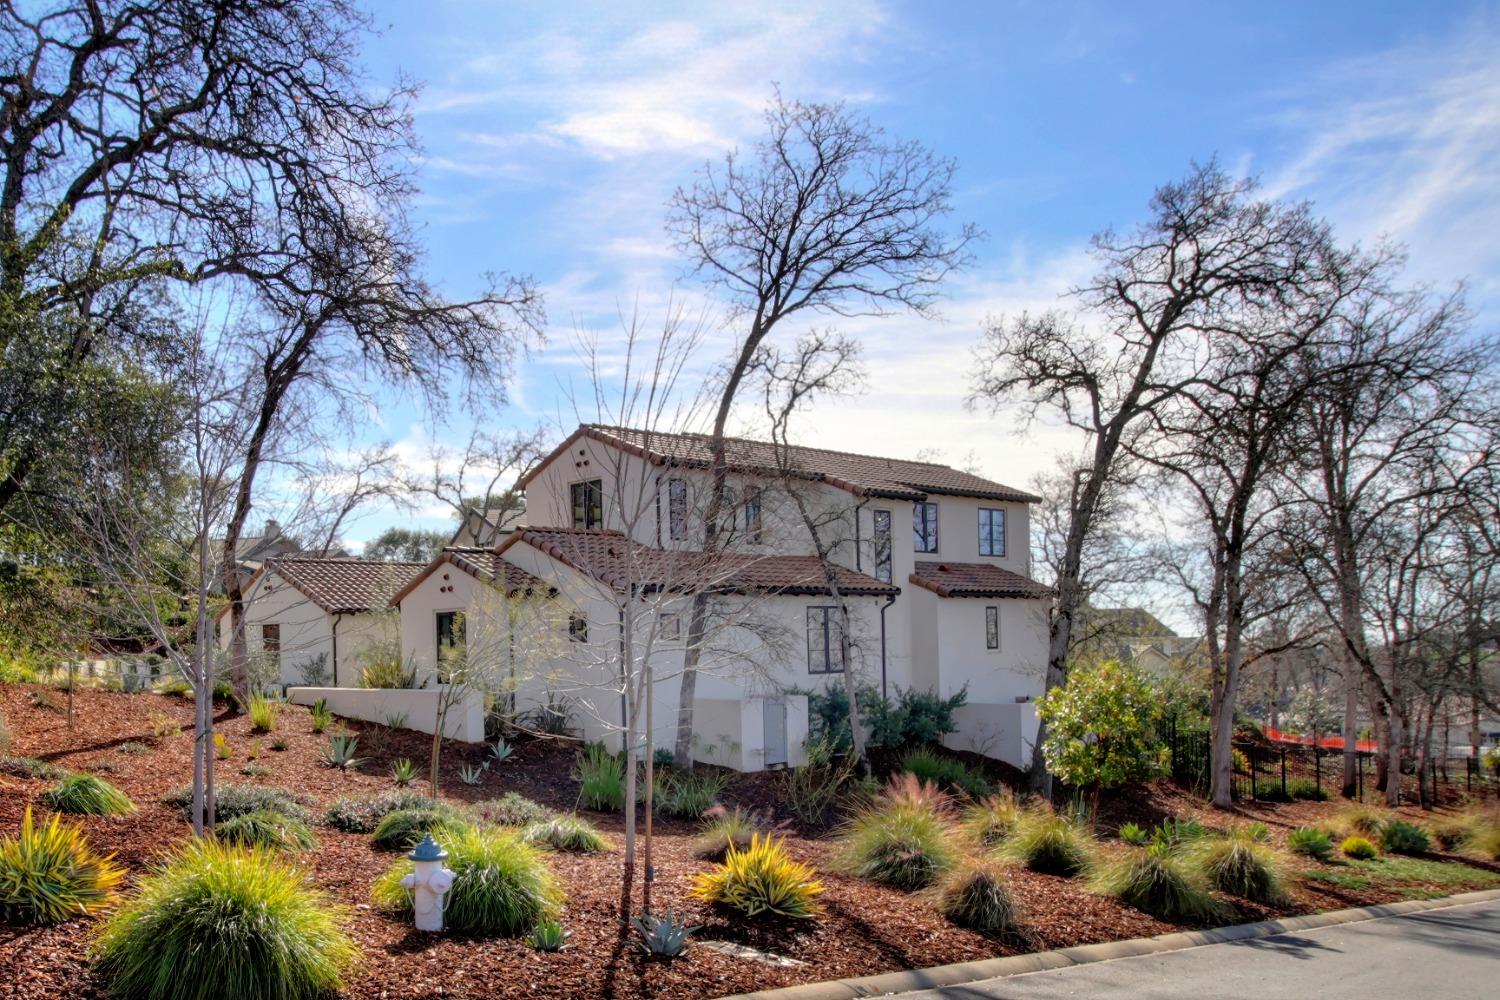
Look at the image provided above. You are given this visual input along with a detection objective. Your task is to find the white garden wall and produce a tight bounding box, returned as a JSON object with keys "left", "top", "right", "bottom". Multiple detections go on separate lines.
{"left": 287, "top": 685, "right": 486, "bottom": 742}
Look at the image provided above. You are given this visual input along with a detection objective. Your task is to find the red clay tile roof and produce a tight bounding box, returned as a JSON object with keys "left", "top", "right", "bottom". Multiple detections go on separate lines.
{"left": 909, "top": 560, "right": 1052, "bottom": 599}
{"left": 264, "top": 556, "right": 427, "bottom": 614}
{"left": 387, "top": 546, "right": 551, "bottom": 607}
{"left": 501, "top": 527, "right": 899, "bottom": 597}
{"left": 520, "top": 425, "right": 1041, "bottom": 504}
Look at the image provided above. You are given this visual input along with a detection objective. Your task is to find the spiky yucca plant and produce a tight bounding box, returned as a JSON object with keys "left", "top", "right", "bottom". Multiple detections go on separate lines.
{"left": 38, "top": 773, "right": 135, "bottom": 816}
{"left": 373, "top": 824, "right": 561, "bottom": 936}
{"left": 932, "top": 859, "right": 1020, "bottom": 933}
{"left": 691, "top": 834, "right": 824, "bottom": 919}
{"left": 93, "top": 839, "right": 357, "bottom": 1000}
{"left": 0, "top": 807, "right": 125, "bottom": 924}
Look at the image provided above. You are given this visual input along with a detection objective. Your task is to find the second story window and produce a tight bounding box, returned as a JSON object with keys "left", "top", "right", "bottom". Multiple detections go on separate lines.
{"left": 914, "top": 500, "right": 939, "bottom": 553}
{"left": 668, "top": 478, "right": 688, "bottom": 540}
{"left": 872, "top": 509, "right": 892, "bottom": 583}
{"left": 979, "top": 507, "right": 1006, "bottom": 557}
{"left": 806, "top": 606, "right": 845, "bottom": 674}
{"left": 744, "top": 489, "right": 763, "bottom": 544}
{"left": 571, "top": 479, "right": 603, "bottom": 529}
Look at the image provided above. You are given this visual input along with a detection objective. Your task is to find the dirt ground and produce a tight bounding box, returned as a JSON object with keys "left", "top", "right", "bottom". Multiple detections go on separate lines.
{"left": 2, "top": 684, "right": 1496, "bottom": 1000}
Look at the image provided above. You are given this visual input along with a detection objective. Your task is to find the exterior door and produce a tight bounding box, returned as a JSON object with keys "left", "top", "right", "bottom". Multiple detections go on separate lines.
{"left": 763, "top": 697, "right": 789, "bottom": 768}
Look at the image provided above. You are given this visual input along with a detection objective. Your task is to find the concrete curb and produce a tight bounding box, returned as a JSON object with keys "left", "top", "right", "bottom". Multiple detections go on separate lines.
{"left": 715, "top": 887, "right": 1500, "bottom": 1000}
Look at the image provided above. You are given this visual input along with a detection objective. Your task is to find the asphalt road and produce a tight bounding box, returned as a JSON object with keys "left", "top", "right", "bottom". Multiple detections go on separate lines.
{"left": 891, "top": 898, "right": 1500, "bottom": 1000}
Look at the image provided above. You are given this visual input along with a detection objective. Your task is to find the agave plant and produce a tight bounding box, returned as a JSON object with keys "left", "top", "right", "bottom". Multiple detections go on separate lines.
{"left": 391, "top": 758, "right": 417, "bottom": 787}
{"left": 458, "top": 764, "right": 485, "bottom": 786}
{"left": 490, "top": 739, "right": 514, "bottom": 765}
{"left": 322, "top": 734, "right": 363, "bottom": 771}
{"left": 528, "top": 918, "right": 570, "bottom": 951}
{"left": 630, "top": 910, "right": 698, "bottom": 957}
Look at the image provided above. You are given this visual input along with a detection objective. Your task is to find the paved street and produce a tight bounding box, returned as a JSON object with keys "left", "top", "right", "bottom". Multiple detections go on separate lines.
{"left": 892, "top": 899, "right": 1500, "bottom": 1000}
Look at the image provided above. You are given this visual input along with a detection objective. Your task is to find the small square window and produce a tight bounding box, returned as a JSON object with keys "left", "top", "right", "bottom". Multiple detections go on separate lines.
{"left": 660, "top": 613, "right": 681, "bottom": 641}
{"left": 568, "top": 614, "right": 589, "bottom": 643}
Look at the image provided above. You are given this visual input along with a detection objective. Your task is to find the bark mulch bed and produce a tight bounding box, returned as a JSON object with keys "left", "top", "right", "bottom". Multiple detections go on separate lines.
{"left": 2, "top": 684, "right": 1496, "bottom": 1000}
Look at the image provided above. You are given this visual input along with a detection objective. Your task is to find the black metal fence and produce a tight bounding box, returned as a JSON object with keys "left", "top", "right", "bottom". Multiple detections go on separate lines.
{"left": 1164, "top": 716, "right": 1495, "bottom": 804}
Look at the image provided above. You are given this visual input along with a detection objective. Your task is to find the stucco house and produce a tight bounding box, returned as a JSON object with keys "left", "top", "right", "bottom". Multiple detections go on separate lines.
{"left": 390, "top": 424, "right": 1052, "bottom": 771}
{"left": 216, "top": 555, "right": 426, "bottom": 688}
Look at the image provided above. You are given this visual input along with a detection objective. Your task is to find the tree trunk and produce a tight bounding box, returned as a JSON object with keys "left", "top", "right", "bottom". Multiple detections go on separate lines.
{"left": 1341, "top": 666, "right": 1359, "bottom": 798}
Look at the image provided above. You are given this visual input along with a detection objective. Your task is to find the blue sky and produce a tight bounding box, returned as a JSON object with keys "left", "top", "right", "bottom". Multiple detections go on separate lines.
{"left": 336, "top": 0, "right": 1500, "bottom": 548}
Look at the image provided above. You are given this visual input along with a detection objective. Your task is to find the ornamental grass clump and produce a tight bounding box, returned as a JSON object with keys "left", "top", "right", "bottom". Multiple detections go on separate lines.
{"left": 371, "top": 807, "right": 468, "bottom": 851}
{"left": 247, "top": 693, "right": 279, "bottom": 733}
{"left": 1089, "top": 843, "right": 1220, "bottom": 920}
{"left": 1378, "top": 819, "right": 1431, "bottom": 855}
{"left": 691, "top": 834, "right": 824, "bottom": 919}
{"left": 373, "top": 824, "right": 561, "bottom": 936}
{"left": 93, "top": 839, "right": 358, "bottom": 1000}
{"left": 999, "top": 806, "right": 1093, "bottom": 877}
{"left": 900, "top": 747, "right": 990, "bottom": 799}
{"left": 1332, "top": 804, "right": 1387, "bottom": 838}
{"left": 961, "top": 793, "right": 1020, "bottom": 849}
{"left": 834, "top": 787, "right": 960, "bottom": 890}
{"left": 575, "top": 743, "right": 625, "bottom": 812}
{"left": 932, "top": 859, "right": 1021, "bottom": 934}
{"left": 653, "top": 768, "right": 728, "bottom": 819}
{"left": 523, "top": 815, "right": 609, "bottom": 853}
{"left": 1189, "top": 826, "right": 1286, "bottom": 904}
{"left": 0, "top": 807, "right": 125, "bottom": 925}
{"left": 694, "top": 806, "right": 762, "bottom": 860}
{"left": 215, "top": 810, "right": 316, "bottom": 852}
{"left": 1341, "top": 835, "right": 1378, "bottom": 860}
{"left": 38, "top": 773, "right": 135, "bottom": 816}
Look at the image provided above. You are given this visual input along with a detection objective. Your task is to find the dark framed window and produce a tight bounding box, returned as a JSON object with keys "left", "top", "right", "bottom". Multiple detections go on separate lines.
{"left": 985, "top": 606, "right": 1000, "bottom": 650}
{"left": 436, "top": 611, "right": 465, "bottom": 682}
{"left": 568, "top": 614, "right": 589, "bottom": 643}
{"left": 914, "top": 500, "right": 939, "bottom": 553}
{"left": 260, "top": 623, "right": 280, "bottom": 653}
{"left": 979, "top": 507, "right": 1006, "bottom": 557}
{"left": 872, "top": 509, "right": 892, "bottom": 583}
{"left": 722, "top": 485, "right": 739, "bottom": 535}
{"left": 806, "top": 606, "right": 845, "bottom": 674}
{"left": 668, "top": 477, "right": 688, "bottom": 540}
{"left": 660, "top": 612, "right": 681, "bottom": 641}
{"left": 744, "top": 489, "right": 763, "bottom": 544}
{"left": 570, "top": 479, "right": 603, "bottom": 529}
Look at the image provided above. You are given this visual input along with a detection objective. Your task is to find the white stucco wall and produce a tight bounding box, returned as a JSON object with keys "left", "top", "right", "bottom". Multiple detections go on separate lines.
{"left": 216, "top": 570, "right": 384, "bottom": 689}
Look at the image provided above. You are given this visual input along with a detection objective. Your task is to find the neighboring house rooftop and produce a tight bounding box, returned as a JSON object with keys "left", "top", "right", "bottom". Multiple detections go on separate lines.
{"left": 259, "top": 556, "right": 427, "bottom": 615}
{"left": 449, "top": 504, "right": 527, "bottom": 547}
{"left": 908, "top": 560, "right": 1051, "bottom": 599}
{"left": 501, "top": 526, "right": 900, "bottom": 597}
{"left": 522, "top": 425, "right": 1042, "bottom": 504}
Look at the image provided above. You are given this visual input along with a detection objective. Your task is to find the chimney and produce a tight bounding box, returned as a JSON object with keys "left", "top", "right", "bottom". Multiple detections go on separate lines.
{"left": 265, "top": 519, "right": 281, "bottom": 539}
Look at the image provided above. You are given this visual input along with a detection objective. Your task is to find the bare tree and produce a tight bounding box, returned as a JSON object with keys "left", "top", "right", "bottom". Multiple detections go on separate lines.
{"left": 395, "top": 428, "right": 548, "bottom": 546}
{"left": 665, "top": 89, "right": 976, "bottom": 766}
{"left": 972, "top": 162, "right": 1349, "bottom": 796}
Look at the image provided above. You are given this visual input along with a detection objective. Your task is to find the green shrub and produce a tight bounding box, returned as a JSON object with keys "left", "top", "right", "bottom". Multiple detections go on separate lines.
{"left": 247, "top": 693, "right": 278, "bottom": 733}
{"left": 325, "top": 790, "right": 436, "bottom": 833}
{"left": 39, "top": 773, "right": 134, "bottom": 816}
{"left": 962, "top": 793, "right": 1019, "bottom": 848}
{"left": 1379, "top": 819, "right": 1431, "bottom": 855}
{"left": 162, "top": 784, "right": 312, "bottom": 825}
{"left": 371, "top": 807, "right": 467, "bottom": 851}
{"left": 94, "top": 839, "right": 358, "bottom": 1000}
{"left": 1251, "top": 779, "right": 1292, "bottom": 803}
{"left": 216, "top": 810, "right": 316, "bottom": 852}
{"left": 933, "top": 859, "right": 1020, "bottom": 934}
{"left": 1000, "top": 808, "right": 1093, "bottom": 877}
{"left": 1037, "top": 660, "right": 1166, "bottom": 795}
{"left": 777, "top": 738, "right": 859, "bottom": 826}
{"left": 1090, "top": 844, "right": 1220, "bottom": 919}
{"left": 1288, "top": 826, "right": 1335, "bottom": 861}
{"left": 835, "top": 797, "right": 960, "bottom": 890}
{"left": 1341, "top": 835, "right": 1378, "bottom": 860}
{"left": 523, "top": 815, "right": 608, "bottom": 853}
{"left": 575, "top": 743, "right": 625, "bottom": 812}
{"left": 373, "top": 824, "right": 561, "bottom": 935}
{"left": 691, "top": 834, "right": 824, "bottom": 919}
{"left": 695, "top": 806, "right": 762, "bottom": 859}
{"left": 1191, "top": 827, "right": 1287, "bottom": 904}
{"left": 654, "top": 768, "right": 728, "bottom": 819}
{"left": 471, "top": 792, "right": 554, "bottom": 827}
{"left": 0, "top": 806, "right": 125, "bottom": 925}
{"left": 901, "top": 747, "right": 990, "bottom": 798}
{"left": 0, "top": 756, "right": 68, "bottom": 781}
{"left": 1118, "top": 822, "right": 1148, "bottom": 846}
{"left": 805, "top": 684, "right": 968, "bottom": 752}
{"left": 1286, "top": 777, "right": 1328, "bottom": 801}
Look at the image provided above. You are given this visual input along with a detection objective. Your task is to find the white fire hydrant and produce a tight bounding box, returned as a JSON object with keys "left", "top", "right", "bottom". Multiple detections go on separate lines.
{"left": 401, "top": 834, "right": 455, "bottom": 932}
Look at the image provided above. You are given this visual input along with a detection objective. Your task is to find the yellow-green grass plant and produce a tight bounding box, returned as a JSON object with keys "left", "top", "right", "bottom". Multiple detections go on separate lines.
{"left": 93, "top": 839, "right": 358, "bottom": 1000}
{"left": 215, "top": 810, "right": 317, "bottom": 852}
{"left": 834, "top": 793, "right": 961, "bottom": 890}
{"left": 38, "top": 773, "right": 135, "bottom": 816}
{"left": 932, "top": 858, "right": 1021, "bottom": 934}
{"left": 0, "top": 806, "right": 125, "bottom": 924}
{"left": 523, "top": 815, "right": 609, "bottom": 853}
{"left": 1089, "top": 842, "right": 1221, "bottom": 920}
{"left": 373, "top": 824, "right": 562, "bottom": 936}
{"left": 1188, "top": 825, "right": 1287, "bottom": 905}
{"left": 999, "top": 805, "right": 1094, "bottom": 877}
{"left": 961, "top": 793, "right": 1020, "bottom": 849}
{"left": 1341, "top": 835, "right": 1379, "bottom": 860}
{"left": 691, "top": 833, "right": 825, "bottom": 919}
{"left": 370, "top": 807, "right": 467, "bottom": 851}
